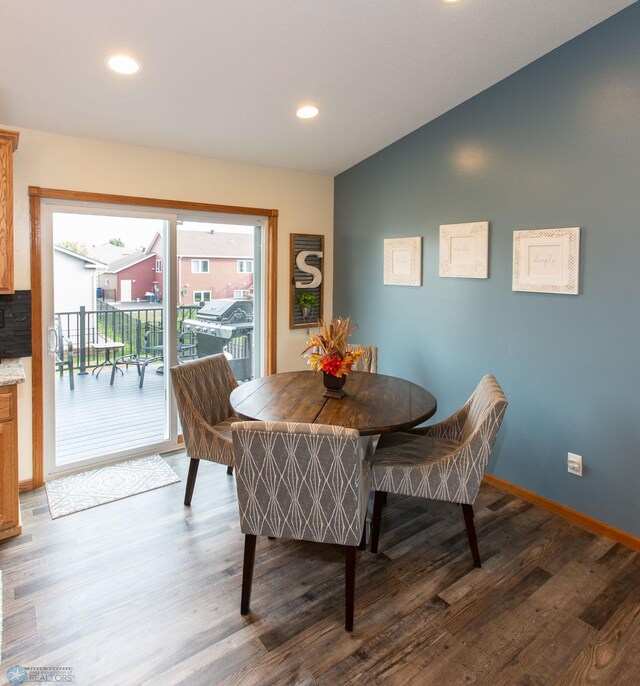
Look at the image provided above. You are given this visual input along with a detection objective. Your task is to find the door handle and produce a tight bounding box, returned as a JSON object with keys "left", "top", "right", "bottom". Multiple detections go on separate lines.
{"left": 47, "top": 326, "right": 59, "bottom": 356}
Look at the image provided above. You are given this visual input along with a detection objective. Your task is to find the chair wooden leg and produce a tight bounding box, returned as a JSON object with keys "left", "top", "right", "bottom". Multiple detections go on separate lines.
{"left": 370, "top": 490, "right": 385, "bottom": 554}
{"left": 227, "top": 465, "right": 233, "bottom": 476}
{"left": 241, "top": 534, "right": 257, "bottom": 615}
{"left": 345, "top": 545, "right": 357, "bottom": 632}
{"left": 462, "top": 504, "right": 481, "bottom": 568}
{"left": 184, "top": 458, "right": 199, "bottom": 506}
{"left": 358, "top": 525, "right": 367, "bottom": 551}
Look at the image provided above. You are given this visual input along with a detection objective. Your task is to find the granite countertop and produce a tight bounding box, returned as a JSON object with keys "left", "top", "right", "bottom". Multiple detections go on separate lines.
{"left": 0, "top": 358, "right": 26, "bottom": 386}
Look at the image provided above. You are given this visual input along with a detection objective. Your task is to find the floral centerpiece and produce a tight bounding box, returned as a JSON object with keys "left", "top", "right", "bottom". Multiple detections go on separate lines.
{"left": 302, "top": 317, "right": 364, "bottom": 398}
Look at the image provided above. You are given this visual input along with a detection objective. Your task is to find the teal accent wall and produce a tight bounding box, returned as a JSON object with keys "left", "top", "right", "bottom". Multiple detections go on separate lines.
{"left": 334, "top": 4, "right": 640, "bottom": 536}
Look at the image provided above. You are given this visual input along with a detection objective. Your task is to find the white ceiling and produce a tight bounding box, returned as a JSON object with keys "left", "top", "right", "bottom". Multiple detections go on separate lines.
{"left": 0, "top": 0, "right": 635, "bottom": 176}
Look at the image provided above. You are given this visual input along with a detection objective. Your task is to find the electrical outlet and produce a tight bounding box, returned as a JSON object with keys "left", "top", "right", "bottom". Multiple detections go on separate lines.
{"left": 568, "top": 453, "right": 583, "bottom": 476}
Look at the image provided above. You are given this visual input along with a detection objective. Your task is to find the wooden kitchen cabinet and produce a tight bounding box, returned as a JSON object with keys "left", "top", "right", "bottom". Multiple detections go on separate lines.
{"left": 0, "top": 128, "right": 22, "bottom": 540}
{"left": 0, "top": 128, "right": 20, "bottom": 295}
{"left": 0, "top": 384, "right": 20, "bottom": 540}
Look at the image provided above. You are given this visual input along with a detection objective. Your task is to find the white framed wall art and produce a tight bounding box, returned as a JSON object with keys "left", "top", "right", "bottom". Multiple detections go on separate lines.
{"left": 384, "top": 236, "right": 422, "bottom": 286}
{"left": 439, "top": 221, "right": 489, "bottom": 278}
{"left": 512, "top": 227, "right": 580, "bottom": 295}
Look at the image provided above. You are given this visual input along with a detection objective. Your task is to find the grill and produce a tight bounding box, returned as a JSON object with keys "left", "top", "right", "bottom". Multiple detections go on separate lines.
{"left": 182, "top": 299, "right": 253, "bottom": 379}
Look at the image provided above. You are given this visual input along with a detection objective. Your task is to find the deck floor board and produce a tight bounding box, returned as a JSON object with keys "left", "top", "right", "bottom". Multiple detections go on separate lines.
{"left": 55, "top": 363, "right": 169, "bottom": 465}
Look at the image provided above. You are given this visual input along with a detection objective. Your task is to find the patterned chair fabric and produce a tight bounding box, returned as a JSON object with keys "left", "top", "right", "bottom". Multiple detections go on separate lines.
{"left": 371, "top": 374, "right": 507, "bottom": 505}
{"left": 232, "top": 421, "right": 370, "bottom": 546}
{"left": 170, "top": 354, "right": 239, "bottom": 467}
{"left": 348, "top": 344, "right": 378, "bottom": 374}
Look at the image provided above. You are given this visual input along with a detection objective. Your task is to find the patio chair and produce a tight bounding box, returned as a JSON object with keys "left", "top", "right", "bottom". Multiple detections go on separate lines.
{"left": 134, "top": 323, "right": 164, "bottom": 386}
{"left": 55, "top": 315, "right": 75, "bottom": 390}
{"left": 178, "top": 329, "right": 198, "bottom": 361}
{"left": 231, "top": 421, "right": 370, "bottom": 631}
{"left": 111, "top": 322, "right": 197, "bottom": 388}
{"left": 170, "top": 354, "right": 239, "bottom": 505}
{"left": 369, "top": 374, "right": 507, "bottom": 567}
{"left": 110, "top": 321, "right": 159, "bottom": 387}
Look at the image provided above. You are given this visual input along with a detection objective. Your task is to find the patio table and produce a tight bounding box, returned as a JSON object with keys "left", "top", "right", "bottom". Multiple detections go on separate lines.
{"left": 91, "top": 342, "right": 125, "bottom": 379}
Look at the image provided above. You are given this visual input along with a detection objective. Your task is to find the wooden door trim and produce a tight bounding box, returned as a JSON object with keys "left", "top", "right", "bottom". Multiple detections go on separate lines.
{"left": 28, "top": 187, "right": 278, "bottom": 218}
{"left": 29, "top": 186, "right": 278, "bottom": 488}
{"left": 266, "top": 213, "right": 278, "bottom": 375}
{"left": 30, "top": 193, "right": 44, "bottom": 488}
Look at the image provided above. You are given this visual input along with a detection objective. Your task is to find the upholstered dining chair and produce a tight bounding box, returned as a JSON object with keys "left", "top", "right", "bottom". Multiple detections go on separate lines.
{"left": 170, "top": 354, "right": 239, "bottom": 506}
{"left": 231, "top": 421, "right": 370, "bottom": 631}
{"left": 369, "top": 374, "right": 507, "bottom": 567}
{"left": 348, "top": 344, "right": 378, "bottom": 373}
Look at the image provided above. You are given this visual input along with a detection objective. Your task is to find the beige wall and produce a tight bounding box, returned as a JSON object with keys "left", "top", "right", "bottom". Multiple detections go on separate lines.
{"left": 7, "top": 126, "right": 334, "bottom": 481}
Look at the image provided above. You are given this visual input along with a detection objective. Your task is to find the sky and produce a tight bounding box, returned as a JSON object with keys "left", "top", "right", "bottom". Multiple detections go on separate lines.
{"left": 52, "top": 213, "right": 254, "bottom": 253}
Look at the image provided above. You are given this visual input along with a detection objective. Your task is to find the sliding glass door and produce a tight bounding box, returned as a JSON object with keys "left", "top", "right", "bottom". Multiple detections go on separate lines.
{"left": 41, "top": 201, "right": 265, "bottom": 478}
{"left": 175, "top": 213, "right": 264, "bottom": 383}
{"left": 42, "top": 203, "right": 178, "bottom": 476}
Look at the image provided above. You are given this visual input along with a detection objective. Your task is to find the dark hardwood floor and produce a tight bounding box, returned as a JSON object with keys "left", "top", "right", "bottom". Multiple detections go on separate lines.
{"left": 1, "top": 453, "right": 639, "bottom": 685}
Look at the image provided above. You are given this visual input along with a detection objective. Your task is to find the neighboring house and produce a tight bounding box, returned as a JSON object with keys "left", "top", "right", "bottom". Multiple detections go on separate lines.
{"left": 148, "top": 230, "right": 254, "bottom": 304}
{"left": 53, "top": 245, "right": 106, "bottom": 314}
{"left": 96, "top": 251, "right": 159, "bottom": 302}
{"left": 53, "top": 246, "right": 107, "bottom": 345}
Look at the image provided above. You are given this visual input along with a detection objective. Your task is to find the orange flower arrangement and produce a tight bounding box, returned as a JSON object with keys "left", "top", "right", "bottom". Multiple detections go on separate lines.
{"left": 302, "top": 317, "right": 364, "bottom": 378}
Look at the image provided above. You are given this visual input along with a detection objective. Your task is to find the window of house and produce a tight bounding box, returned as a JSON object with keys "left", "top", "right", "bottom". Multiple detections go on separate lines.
{"left": 234, "top": 289, "right": 249, "bottom": 298}
{"left": 155, "top": 259, "right": 162, "bottom": 273}
{"left": 193, "top": 291, "right": 211, "bottom": 304}
{"left": 191, "top": 259, "right": 209, "bottom": 273}
{"left": 237, "top": 259, "right": 253, "bottom": 273}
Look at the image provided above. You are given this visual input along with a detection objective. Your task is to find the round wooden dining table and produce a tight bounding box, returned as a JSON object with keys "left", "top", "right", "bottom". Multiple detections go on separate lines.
{"left": 229, "top": 370, "right": 437, "bottom": 436}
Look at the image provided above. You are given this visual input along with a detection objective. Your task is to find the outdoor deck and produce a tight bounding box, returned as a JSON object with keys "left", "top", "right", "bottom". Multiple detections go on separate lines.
{"left": 55, "top": 362, "right": 168, "bottom": 466}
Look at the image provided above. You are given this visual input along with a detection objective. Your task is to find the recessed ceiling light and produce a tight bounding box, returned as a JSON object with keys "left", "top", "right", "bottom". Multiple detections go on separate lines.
{"left": 106, "top": 55, "right": 141, "bottom": 75}
{"left": 296, "top": 105, "right": 319, "bottom": 119}
{"left": 442, "top": 0, "right": 463, "bottom": 3}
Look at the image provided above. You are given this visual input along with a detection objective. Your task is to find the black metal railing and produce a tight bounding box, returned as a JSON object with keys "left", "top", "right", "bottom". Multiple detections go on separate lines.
{"left": 55, "top": 305, "right": 252, "bottom": 375}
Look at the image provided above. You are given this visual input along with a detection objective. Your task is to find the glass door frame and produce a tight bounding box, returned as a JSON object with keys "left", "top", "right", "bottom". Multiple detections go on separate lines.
{"left": 41, "top": 200, "right": 180, "bottom": 477}
{"left": 29, "top": 185, "right": 278, "bottom": 489}
{"left": 174, "top": 210, "right": 267, "bottom": 380}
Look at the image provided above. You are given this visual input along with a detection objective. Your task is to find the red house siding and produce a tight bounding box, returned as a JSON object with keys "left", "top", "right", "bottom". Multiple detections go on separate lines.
{"left": 178, "top": 257, "right": 253, "bottom": 303}
{"left": 115, "top": 256, "right": 158, "bottom": 301}
{"left": 147, "top": 232, "right": 254, "bottom": 303}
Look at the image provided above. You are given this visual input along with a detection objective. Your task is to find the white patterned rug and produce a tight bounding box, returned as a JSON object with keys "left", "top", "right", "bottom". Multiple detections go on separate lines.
{"left": 45, "top": 455, "right": 181, "bottom": 519}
